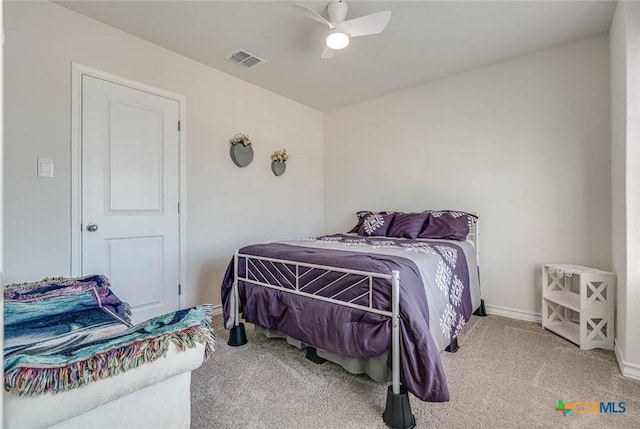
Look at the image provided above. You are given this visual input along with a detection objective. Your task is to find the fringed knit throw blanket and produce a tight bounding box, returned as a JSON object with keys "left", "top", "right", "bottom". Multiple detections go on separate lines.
{"left": 4, "top": 275, "right": 215, "bottom": 396}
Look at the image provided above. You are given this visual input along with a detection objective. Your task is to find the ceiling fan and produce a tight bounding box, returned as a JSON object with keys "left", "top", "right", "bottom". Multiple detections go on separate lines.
{"left": 294, "top": 0, "right": 392, "bottom": 59}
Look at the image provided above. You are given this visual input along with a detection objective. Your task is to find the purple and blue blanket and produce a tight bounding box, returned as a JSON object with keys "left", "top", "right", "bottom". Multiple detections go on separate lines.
{"left": 222, "top": 234, "right": 476, "bottom": 402}
{"left": 4, "top": 275, "right": 216, "bottom": 396}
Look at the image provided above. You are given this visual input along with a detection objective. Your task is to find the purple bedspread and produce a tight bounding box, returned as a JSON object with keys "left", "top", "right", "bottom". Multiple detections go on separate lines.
{"left": 221, "top": 235, "right": 473, "bottom": 402}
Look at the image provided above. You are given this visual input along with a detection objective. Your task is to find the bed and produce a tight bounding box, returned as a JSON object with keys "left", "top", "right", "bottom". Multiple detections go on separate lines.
{"left": 221, "top": 210, "right": 484, "bottom": 428}
{"left": 3, "top": 275, "right": 215, "bottom": 429}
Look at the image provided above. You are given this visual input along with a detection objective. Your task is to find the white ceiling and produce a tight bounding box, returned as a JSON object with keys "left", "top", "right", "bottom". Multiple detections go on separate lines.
{"left": 56, "top": 1, "right": 616, "bottom": 111}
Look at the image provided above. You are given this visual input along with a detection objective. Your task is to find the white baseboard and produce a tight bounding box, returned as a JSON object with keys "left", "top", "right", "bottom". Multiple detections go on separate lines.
{"left": 485, "top": 304, "right": 542, "bottom": 323}
{"left": 614, "top": 343, "right": 640, "bottom": 380}
{"left": 211, "top": 304, "right": 222, "bottom": 316}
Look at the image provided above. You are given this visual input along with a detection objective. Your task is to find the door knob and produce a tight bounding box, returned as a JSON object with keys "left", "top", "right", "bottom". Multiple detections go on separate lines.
{"left": 86, "top": 224, "right": 99, "bottom": 232}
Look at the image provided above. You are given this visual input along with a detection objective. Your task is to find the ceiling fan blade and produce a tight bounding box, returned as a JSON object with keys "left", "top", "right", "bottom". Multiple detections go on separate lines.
{"left": 321, "top": 46, "right": 335, "bottom": 59}
{"left": 293, "top": 4, "right": 335, "bottom": 30}
{"left": 343, "top": 10, "right": 391, "bottom": 38}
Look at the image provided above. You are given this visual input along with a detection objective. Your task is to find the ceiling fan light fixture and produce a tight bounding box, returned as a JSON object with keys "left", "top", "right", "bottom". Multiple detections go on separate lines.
{"left": 326, "top": 31, "right": 350, "bottom": 50}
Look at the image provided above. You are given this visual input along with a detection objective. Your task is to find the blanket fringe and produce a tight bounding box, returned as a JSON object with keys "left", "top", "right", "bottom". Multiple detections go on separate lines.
{"left": 5, "top": 305, "right": 216, "bottom": 397}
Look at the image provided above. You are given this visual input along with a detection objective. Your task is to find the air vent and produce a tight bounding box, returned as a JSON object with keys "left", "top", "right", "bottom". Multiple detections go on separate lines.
{"left": 226, "top": 49, "right": 265, "bottom": 69}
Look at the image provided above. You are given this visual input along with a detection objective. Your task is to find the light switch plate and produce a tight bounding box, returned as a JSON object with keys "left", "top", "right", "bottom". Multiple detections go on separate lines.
{"left": 37, "top": 158, "right": 54, "bottom": 178}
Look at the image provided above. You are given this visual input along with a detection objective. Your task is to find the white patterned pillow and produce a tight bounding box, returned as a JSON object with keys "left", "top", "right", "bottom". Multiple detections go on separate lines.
{"left": 357, "top": 213, "right": 395, "bottom": 237}
{"left": 348, "top": 210, "right": 396, "bottom": 233}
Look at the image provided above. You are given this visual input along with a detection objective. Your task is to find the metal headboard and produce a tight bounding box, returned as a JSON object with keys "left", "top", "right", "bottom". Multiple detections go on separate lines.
{"left": 468, "top": 216, "right": 480, "bottom": 267}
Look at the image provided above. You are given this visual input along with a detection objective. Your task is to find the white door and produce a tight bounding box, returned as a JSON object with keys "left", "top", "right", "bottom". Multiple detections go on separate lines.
{"left": 82, "top": 75, "right": 180, "bottom": 323}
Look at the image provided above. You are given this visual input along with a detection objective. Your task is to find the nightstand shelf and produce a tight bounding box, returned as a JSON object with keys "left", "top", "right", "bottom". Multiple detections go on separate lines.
{"left": 541, "top": 264, "right": 615, "bottom": 350}
{"left": 544, "top": 291, "right": 580, "bottom": 312}
{"left": 543, "top": 317, "right": 580, "bottom": 344}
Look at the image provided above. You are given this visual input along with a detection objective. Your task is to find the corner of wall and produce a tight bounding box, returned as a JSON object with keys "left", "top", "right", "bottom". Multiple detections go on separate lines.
{"left": 615, "top": 342, "right": 640, "bottom": 380}
{"left": 610, "top": 0, "right": 640, "bottom": 374}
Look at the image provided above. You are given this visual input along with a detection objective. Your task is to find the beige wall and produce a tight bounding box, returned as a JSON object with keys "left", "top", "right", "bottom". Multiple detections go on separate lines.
{"left": 610, "top": 0, "right": 640, "bottom": 375}
{"left": 325, "top": 36, "right": 611, "bottom": 318}
{"left": 3, "top": 1, "right": 324, "bottom": 307}
{"left": 3, "top": 3, "right": 623, "bottom": 353}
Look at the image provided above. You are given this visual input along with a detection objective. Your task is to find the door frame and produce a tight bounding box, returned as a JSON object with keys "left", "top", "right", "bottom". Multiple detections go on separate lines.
{"left": 70, "top": 63, "right": 187, "bottom": 310}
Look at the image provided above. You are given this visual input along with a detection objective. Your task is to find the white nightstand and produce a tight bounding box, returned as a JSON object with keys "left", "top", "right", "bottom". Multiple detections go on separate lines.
{"left": 541, "top": 264, "right": 616, "bottom": 350}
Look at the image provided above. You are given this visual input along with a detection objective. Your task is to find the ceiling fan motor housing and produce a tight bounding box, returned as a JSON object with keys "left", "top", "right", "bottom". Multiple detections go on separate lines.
{"left": 327, "top": 0, "right": 349, "bottom": 23}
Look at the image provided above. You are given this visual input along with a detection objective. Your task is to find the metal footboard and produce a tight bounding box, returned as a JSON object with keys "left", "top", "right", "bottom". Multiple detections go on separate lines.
{"left": 230, "top": 250, "right": 401, "bottom": 393}
{"left": 229, "top": 251, "right": 414, "bottom": 428}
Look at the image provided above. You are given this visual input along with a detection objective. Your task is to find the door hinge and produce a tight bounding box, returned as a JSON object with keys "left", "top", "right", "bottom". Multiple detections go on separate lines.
{"left": 178, "top": 284, "right": 182, "bottom": 296}
{"left": 80, "top": 223, "right": 83, "bottom": 231}
{"left": 177, "top": 202, "right": 180, "bottom": 214}
{"left": 178, "top": 120, "right": 181, "bottom": 132}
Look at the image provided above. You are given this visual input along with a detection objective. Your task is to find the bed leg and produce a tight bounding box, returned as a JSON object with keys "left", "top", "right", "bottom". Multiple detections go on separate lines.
{"left": 473, "top": 299, "right": 487, "bottom": 317}
{"left": 383, "top": 270, "right": 415, "bottom": 429}
{"left": 445, "top": 337, "right": 459, "bottom": 353}
{"left": 305, "top": 347, "right": 327, "bottom": 364}
{"left": 228, "top": 251, "right": 248, "bottom": 347}
{"left": 383, "top": 385, "right": 416, "bottom": 429}
{"left": 228, "top": 323, "right": 247, "bottom": 347}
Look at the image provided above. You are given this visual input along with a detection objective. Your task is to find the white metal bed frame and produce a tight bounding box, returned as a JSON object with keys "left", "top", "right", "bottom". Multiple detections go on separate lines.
{"left": 228, "top": 218, "right": 480, "bottom": 428}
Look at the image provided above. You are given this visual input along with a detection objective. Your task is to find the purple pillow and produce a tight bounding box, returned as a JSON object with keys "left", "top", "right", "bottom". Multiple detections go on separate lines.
{"left": 419, "top": 211, "right": 477, "bottom": 241}
{"left": 387, "top": 212, "right": 429, "bottom": 239}
{"left": 358, "top": 213, "right": 395, "bottom": 237}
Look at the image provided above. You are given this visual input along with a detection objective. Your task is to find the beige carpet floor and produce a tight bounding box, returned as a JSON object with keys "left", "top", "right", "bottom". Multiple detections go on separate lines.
{"left": 191, "top": 314, "right": 640, "bottom": 429}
